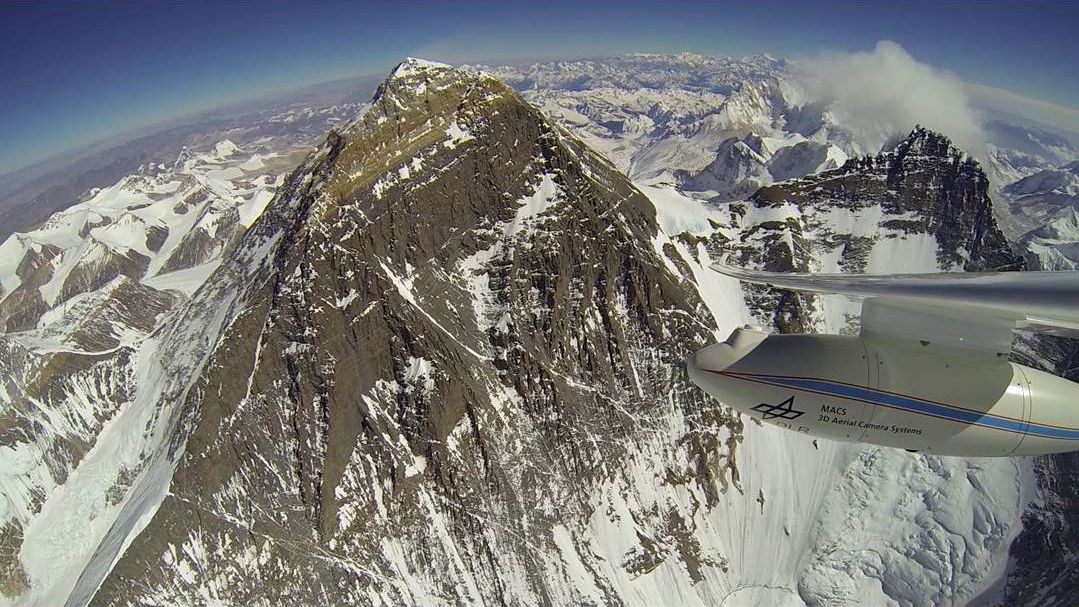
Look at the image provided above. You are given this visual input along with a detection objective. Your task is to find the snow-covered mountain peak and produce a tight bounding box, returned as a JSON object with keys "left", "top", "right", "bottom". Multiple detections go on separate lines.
{"left": 78, "top": 56, "right": 751, "bottom": 606}
{"left": 359, "top": 59, "right": 508, "bottom": 138}
{"left": 1006, "top": 163, "right": 1079, "bottom": 198}
{"left": 211, "top": 139, "right": 240, "bottom": 159}
{"left": 390, "top": 56, "right": 454, "bottom": 80}
{"left": 891, "top": 125, "right": 966, "bottom": 161}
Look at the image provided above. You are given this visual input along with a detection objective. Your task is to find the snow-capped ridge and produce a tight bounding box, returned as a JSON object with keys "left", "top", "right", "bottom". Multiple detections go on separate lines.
{"left": 894, "top": 124, "right": 965, "bottom": 160}
{"left": 212, "top": 139, "right": 240, "bottom": 159}
{"left": 364, "top": 57, "right": 501, "bottom": 127}
{"left": 390, "top": 57, "right": 453, "bottom": 79}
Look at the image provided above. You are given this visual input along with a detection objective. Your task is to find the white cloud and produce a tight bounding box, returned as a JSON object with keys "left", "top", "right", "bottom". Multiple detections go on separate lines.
{"left": 796, "top": 40, "right": 984, "bottom": 156}
{"left": 964, "top": 81, "right": 1079, "bottom": 144}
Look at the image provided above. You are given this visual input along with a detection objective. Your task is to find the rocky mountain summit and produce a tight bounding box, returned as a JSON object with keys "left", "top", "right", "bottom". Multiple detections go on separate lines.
{"left": 676, "top": 134, "right": 845, "bottom": 203}
{"left": 88, "top": 58, "right": 744, "bottom": 605}
{"left": 747, "top": 126, "right": 1022, "bottom": 273}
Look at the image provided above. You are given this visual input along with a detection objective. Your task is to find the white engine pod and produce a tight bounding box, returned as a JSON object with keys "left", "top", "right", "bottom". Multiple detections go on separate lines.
{"left": 1010, "top": 364, "right": 1079, "bottom": 456}
{"left": 689, "top": 329, "right": 873, "bottom": 444}
{"left": 688, "top": 328, "right": 1079, "bottom": 457}
{"left": 862, "top": 338, "right": 1025, "bottom": 456}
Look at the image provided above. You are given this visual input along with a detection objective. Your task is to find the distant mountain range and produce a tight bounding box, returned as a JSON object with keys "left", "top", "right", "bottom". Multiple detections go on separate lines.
{"left": 0, "top": 73, "right": 383, "bottom": 244}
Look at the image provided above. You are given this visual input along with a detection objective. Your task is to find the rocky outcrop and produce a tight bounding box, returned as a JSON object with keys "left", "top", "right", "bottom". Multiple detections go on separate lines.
{"left": 751, "top": 127, "right": 1023, "bottom": 273}
{"left": 678, "top": 135, "right": 772, "bottom": 201}
{"left": 697, "top": 128, "right": 1022, "bottom": 334}
{"left": 1001, "top": 336, "right": 1079, "bottom": 606}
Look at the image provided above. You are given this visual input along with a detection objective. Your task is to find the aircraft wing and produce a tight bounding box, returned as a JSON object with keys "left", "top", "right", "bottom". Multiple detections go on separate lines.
{"left": 711, "top": 262, "right": 1079, "bottom": 351}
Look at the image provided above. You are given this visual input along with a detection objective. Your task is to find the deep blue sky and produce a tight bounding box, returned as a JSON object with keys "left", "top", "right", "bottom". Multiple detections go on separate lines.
{"left": 2, "top": 1, "right": 1077, "bottom": 175}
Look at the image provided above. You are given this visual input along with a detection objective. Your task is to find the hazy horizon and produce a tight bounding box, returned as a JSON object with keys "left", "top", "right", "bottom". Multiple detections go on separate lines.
{"left": 3, "top": 0, "right": 1079, "bottom": 176}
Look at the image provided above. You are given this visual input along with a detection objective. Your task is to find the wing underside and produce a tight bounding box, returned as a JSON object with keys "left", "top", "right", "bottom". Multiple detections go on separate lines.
{"left": 712, "top": 263, "right": 1079, "bottom": 350}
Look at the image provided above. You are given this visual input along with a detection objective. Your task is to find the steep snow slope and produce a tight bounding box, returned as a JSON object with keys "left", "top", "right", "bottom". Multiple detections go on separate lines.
{"left": 0, "top": 136, "right": 326, "bottom": 605}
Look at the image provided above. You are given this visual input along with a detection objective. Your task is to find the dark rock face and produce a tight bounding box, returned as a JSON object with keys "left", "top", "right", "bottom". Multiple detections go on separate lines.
{"left": 677, "top": 135, "right": 770, "bottom": 201}
{"left": 767, "top": 141, "right": 832, "bottom": 182}
{"left": 91, "top": 61, "right": 741, "bottom": 606}
{"left": 752, "top": 127, "right": 1023, "bottom": 273}
{"left": 1002, "top": 336, "right": 1079, "bottom": 607}
{"left": 0, "top": 243, "right": 59, "bottom": 332}
{"left": 720, "top": 127, "right": 1023, "bottom": 333}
